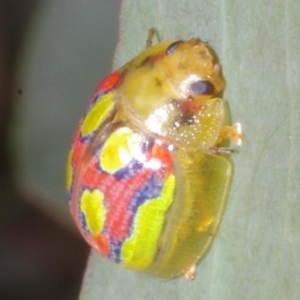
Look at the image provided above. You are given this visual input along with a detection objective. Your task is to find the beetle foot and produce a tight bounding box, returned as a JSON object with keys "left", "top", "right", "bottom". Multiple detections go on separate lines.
{"left": 208, "top": 147, "right": 234, "bottom": 154}
{"left": 217, "top": 122, "right": 243, "bottom": 145}
{"left": 146, "top": 28, "right": 160, "bottom": 48}
{"left": 184, "top": 264, "right": 197, "bottom": 280}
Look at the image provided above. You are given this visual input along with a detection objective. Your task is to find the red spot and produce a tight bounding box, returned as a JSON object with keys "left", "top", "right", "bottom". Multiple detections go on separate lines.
{"left": 148, "top": 144, "right": 173, "bottom": 175}
{"left": 72, "top": 134, "right": 89, "bottom": 174}
{"left": 80, "top": 159, "right": 154, "bottom": 242}
{"left": 94, "top": 72, "right": 121, "bottom": 95}
{"left": 93, "top": 235, "right": 110, "bottom": 257}
{"left": 181, "top": 100, "right": 206, "bottom": 112}
{"left": 104, "top": 170, "right": 152, "bottom": 241}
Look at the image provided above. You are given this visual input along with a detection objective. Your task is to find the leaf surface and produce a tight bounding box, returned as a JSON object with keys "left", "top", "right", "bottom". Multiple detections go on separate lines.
{"left": 80, "top": 1, "right": 300, "bottom": 299}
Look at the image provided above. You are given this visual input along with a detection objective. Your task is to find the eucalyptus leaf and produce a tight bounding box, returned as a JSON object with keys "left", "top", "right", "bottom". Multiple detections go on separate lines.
{"left": 79, "top": 0, "right": 300, "bottom": 299}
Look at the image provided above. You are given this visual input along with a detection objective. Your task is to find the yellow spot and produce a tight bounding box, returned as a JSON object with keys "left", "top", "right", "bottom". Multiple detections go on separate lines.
{"left": 121, "top": 174, "right": 175, "bottom": 270}
{"left": 81, "top": 93, "right": 114, "bottom": 137}
{"left": 80, "top": 189, "right": 106, "bottom": 236}
{"left": 100, "top": 127, "right": 143, "bottom": 173}
{"left": 65, "top": 149, "right": 73, "bottom": 191}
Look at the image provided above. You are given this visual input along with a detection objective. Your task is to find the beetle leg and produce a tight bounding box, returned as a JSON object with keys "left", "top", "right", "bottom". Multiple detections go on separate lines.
{"left": 217, "top": 122, "right": 243, "bottom": 145}
{"left": 184, "top": 264, "right": 197, "bottom": 280}
{"left": 146, "top": 28, "right": 160, "bottom": 48}
{"left": 208, "top": 147, "right": 234, "bottom": 155}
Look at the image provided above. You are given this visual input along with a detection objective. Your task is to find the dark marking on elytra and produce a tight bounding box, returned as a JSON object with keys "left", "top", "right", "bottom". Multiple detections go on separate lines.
{"left": 140, "top": 56, "right": 151, "bottom": 67}
{"left": 166, "top": 40, "right": 184, "bottom": 55}
{"left": 155, "top": 77, "right": 162, "bottom": 87}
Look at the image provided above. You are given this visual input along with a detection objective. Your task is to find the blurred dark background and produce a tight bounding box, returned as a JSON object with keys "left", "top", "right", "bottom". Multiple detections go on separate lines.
{"left": 0, "top": 1, "right": 119, "bottom": 299}
{"left": 0, "top": 1, "right": 89, "bottom": 299}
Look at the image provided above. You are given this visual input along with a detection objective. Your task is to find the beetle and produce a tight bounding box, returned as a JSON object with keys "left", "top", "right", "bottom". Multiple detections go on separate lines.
{"left": 66, "top": 29, "right": 243, "bottom": 279}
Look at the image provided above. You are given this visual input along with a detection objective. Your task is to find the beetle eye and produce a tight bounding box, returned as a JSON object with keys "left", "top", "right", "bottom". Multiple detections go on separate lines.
{"left": 166, "top": 40, "right": 183, "bottom": 55}
{"left": 190, "top": 80, "right": 215, "bottom": 95}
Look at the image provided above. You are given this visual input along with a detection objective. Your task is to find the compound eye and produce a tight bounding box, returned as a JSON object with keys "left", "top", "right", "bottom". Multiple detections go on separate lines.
{"left": 166, "top": 40, "right": 183, "bottom": 55}
{"left": 190, "top": 80, "right": 215, "bottom": 95}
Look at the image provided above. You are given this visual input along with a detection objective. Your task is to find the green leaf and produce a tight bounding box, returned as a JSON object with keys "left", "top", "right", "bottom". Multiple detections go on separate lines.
{"left": 79, "top": 0, "right": 300, "bottom": 299}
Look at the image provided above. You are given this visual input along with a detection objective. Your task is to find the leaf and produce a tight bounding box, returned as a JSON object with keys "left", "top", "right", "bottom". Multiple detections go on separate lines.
{"left": 79, "top": 0, "right": 300, "bottom": 299}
